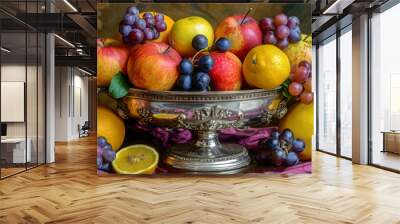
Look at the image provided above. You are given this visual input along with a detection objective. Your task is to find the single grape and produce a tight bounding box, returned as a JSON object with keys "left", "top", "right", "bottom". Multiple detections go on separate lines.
{"left": 300, "top": 91, "right": 313, "bottom": 104}
{"left": 280, "top": 128, "right": 294, "bottom": 143}
{"left": 123, "top": 13, "right": 136, "bottom": 26}
{"left": 304, "top": 78, "right": 312, "bottom": 92}
{"left": 143, "top": 12, "right": 153, "bottom": 19}
{"left": 285, "top": 151, "right": 299, "bottom": 166}
{"left": 177, "top": 74, "right": 192, "bottom": 91}
{"left": 276, "top": 38, "right": 289, "bottom": 49}
{"left": 263, "top": 138, "right": 280, "bottom": 150}
{"left": 292, "top": 139, "right": 305, "bottom": 153}
{"left": 198, "top": 55, "right": 214, "bottom": 72}
{"left": 126, "top": 6, "right": 139, "bottom": 15}
{"left": 97, "top": 146, "right": 103, "bottom": 158}
{"left": 128, "top": 28, "right": 144, "bottom": 44}
{"left": 102, "top": 148, "right": 116, "bottom": 163}
{"left": 292, "top": 25, "right": 301, "bottom": 34}
{"left": 288, "top": 28, "right": 301, "bottom": 43}
{"left": 97, "top": 156, "right": 103, "bottom": 169}
{"left": 100, "top": 163, "right": 110, "bottom": 172}
{"left": 287, "top": 16, "right": 300, "bottom": 29}
{"left": 97, "top": 136, "right": 107, "bottom": 147}
{"left": 193, "top": 72, "right": 210, "bottom": 91}
{"left": 119, "top": 24, "right": 132, "bottom": 37}
{"left": 192, "top": 34, "right": 208, "bottom": 51}
{"left": 102, "top": 143, "right": 112, "bottom": 152}
{"left": 133, "top": 18, "right": 146, "bottom": 30}
{"left": 152, "top": 28, "right": 160, "bottom": 39}
{"left": 259, "top": 17, "right": 275, "bottom": 32}
{"left": 155, "top": 13, "right": 164, "bottom": 22}
{"left": 155, "top": 21, "right": 167, "bottom": 32}
{"left": 179, "top": 59, "right": 193, "bottom": 75}
{"left": 274, "top": 13, "right": 288, "bottom": 26}
{"left": 143, "top": 28, "right": 155, "bottom": 40}
{"left": 263, "top": 31, "right": 278, "bottom": 45}
{"left": 288, "top": 82, "right": 303, "bottom": 96}
{"left": 270, "top": 147, "right": 287, "bottom": 166}
{"left": 293, "top": 66, "right": 310, "bottom": 83}
{"left": 270, "top": 131, "right": 280, "bottom": 139}
{"left": 294, "top": 66, "right": 310, "bottom": 83}
{"left": 275, "top": 25, "right": 290, "bottom": 39}
{"left": 145, "top": 17, "right": 155, "bottom": 28}
{"left": 298, "top": 61, "right": 311, "bottom": 71}
{"left": 215, "top": 37, "right": 231, "bottom": 52}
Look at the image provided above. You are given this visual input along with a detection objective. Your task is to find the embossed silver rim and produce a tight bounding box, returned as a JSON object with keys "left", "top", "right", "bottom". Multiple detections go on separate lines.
{"left": 127, "top": 88, "right": 281, "bottom": 103}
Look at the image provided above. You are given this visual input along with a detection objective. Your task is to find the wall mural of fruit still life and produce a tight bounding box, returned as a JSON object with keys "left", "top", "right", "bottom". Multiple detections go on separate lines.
{"left": 97, "top": 3, "right": 313, "bottom": 175}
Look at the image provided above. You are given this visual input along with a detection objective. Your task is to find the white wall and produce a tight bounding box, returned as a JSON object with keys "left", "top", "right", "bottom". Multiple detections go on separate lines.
{"left": 54, "top": 67, "right": 89, "bottom": 141}
{"left": 1, "top": 64, "right": 46, "bottom": 164}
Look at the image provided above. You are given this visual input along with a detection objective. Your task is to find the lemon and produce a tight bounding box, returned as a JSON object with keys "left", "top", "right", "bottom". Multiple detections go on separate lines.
{"left": 97, "top": 106, "right": 125, "bottom": 151}
{"left": 112, "top": 145, "right": 159, "bottom": 175}
{"left": 243, "top": 44, "right": 290, "bottom": 90}
{"left": 279, "top": 103, "right": 314, "bottom": 160}
{"left": 169, "top": 16, "right": 214, "bottom": 57}
{"left": 284, "top": 34, "right": 312, "bottom": 69}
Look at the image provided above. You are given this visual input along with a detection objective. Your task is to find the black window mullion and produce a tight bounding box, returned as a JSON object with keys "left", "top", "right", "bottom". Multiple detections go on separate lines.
{"left": 315, "top": 44, "right": 320, "bottom": 151}
{"left": 336, "top": 27, "right": 341, "bottom": 157}
{"left": 25, "top": 0, "right": 28, "bottom": 171}
{"left": 36, "top": 0, "right": 39, "bottom": 167}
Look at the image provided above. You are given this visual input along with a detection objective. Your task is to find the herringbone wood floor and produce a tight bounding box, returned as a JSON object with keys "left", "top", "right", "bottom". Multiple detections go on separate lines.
{"left": 0, "top": 136, "right": 400, "bottom": 224}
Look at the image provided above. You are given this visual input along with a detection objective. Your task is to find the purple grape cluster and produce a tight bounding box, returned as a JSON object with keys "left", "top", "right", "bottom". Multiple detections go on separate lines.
{"left": 97, "top": 136, "right": 116, "bottom": 172}
{"left": 256, "top": 129, "right": 305, "bottom": 167}
{"left": 118, "top": 6, "right": 167, "bottom": 45}
{"left": 259, "top": 13, "right": 301, "bottom": 50}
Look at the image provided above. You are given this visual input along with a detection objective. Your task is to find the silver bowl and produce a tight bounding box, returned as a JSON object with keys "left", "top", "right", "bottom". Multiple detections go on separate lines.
{"left": 124, "top": 88, "right": 287, "bottom": 172}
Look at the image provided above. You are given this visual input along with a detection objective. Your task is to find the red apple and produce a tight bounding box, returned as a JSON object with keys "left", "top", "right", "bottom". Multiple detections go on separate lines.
{"left": 215, "top": 15, "right": 262, "bottom": 60}
{"left": 97, "top": 38, "right": 130, "bottom": 87}
{"left": 209, "top": 52, "right": 242, "bottom": 91}
{"left": 127, "top": 42, "right": 181, "bottom": 91}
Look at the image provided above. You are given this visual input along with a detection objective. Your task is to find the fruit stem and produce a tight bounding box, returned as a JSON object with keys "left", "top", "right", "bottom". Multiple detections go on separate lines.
{"left": 191, "top": 48, "right": 209, "bottom": 64}
{"left": 240, "top": 8, "right": 253, "bottom": 25}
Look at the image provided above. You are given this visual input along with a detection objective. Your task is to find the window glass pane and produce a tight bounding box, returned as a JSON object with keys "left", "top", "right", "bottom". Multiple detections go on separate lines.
{"left": 317, "top": 36, "right": 337, "bottom": 154}
{"left": 340, "top": 28, "right": 352, "bottom": 158}
{"left": 371, "top": 3, "right": 400, "bottom": 171}
{"left": 1, "top": 8, "right": 28, "bottom": 177}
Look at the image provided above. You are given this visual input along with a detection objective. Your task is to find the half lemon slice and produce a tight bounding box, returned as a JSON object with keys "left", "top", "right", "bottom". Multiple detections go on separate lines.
{"left": 112, "top": 145, "right": 159, "bottom": 175}
{"left": 152, "top": 113, "right": 179, "bottom": 120}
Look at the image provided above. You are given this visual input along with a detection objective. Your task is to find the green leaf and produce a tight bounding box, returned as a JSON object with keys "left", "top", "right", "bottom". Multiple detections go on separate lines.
{"left": 282, "top": 90, "right": 290, "bottom": 98}
{"left": 108, "top": 72, "right": 132, "bottom": 99}
{"left": 281, "top": 79, "right": 291, "bottom": 88}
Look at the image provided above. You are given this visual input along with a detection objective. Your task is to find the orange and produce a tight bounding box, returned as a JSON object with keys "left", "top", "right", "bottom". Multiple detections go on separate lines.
{"left": 243, "top": 44, "right": 290, "bottom": 90}
{"left": 97, "top": 106, "right": 125, "bottom": 151}
{"left": 112, "top": 145, "right": 159, "bottom": 175}
{"left": 139, "top": 12, "right": 174, "bottom": 44}
{"left": 279, "top": 103, "right": 314, "bottom": 160}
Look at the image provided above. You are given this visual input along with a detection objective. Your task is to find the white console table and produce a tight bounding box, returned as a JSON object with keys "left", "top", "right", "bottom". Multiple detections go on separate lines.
{"left": 1, "top": 138, "right": 31, "bottom": 163}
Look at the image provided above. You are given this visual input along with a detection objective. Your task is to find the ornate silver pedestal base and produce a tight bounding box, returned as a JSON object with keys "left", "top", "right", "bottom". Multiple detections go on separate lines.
{"left": 128, "top": 88, "right": 287, "bottom": 172}
{"left": 164, "top": 132, "right": 251, "bottom": 172}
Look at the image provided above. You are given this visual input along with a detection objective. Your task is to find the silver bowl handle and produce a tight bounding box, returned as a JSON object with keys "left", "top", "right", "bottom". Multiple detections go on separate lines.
{"left": 176, "top": 105, "right": 244, "bottom": 131}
